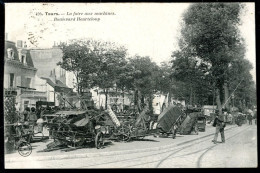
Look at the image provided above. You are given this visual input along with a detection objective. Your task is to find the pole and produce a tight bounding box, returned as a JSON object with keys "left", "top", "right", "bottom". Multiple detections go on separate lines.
{"left": 222, "top": 79, "right": 243, "bottom": 109}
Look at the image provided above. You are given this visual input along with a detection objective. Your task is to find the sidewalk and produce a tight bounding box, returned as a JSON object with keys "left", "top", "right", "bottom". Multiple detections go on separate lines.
{"left": 5, "top": 124, "right": 237, "bottom": 163}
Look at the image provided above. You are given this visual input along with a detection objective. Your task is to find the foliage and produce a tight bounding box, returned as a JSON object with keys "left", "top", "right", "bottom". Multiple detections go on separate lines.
{"left": 171, "top": 3, "right": 255, "bottom": 111}
{"left": 58, "top": 39, "right": 99, "bottom": 93}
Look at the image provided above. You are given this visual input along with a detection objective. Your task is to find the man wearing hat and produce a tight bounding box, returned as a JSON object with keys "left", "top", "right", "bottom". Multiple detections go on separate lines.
{"left": 212, "top": 111, "right": 226, "bottom": 144}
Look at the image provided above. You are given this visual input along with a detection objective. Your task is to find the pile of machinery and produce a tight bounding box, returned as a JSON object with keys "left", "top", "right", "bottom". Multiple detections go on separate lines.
{"left": 40, "top": 103, "right": 203, "bottom": 152}
{"left": 5, "top": 90, "right": 205, "bottom": 153}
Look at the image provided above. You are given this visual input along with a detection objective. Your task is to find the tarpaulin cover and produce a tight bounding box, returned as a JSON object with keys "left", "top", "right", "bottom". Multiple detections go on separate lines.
{"left": 157, "top": 105, "right": 184, "bottom": 132}
{"left": 179, "top": 112, "right": 200, "bottom": 135}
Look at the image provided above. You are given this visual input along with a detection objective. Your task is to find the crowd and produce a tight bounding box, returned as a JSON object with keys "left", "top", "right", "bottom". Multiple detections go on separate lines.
{"left": 15, "top": 106, "right": 51, "bottom": 137}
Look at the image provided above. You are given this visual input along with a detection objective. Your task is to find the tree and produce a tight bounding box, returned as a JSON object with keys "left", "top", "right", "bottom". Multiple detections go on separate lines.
{"left": 58, "top": 39, "right": 99, "bottom": 94}
{"left": 228, "top": 58, "right": 256, "bottom": 111}
{"left": 171, "top": 49, "right": 212, "bottom": 106}
{"left": 127, "top": 56, "right": 159, "bottom": 113}
{"left": 172, "top": 3, "right": 253, "bottom": 113}
{"left": 116, "top": 59, "right": 134, "bottom": 108}
{"left": 58, "top": 39, "right": 128, "bottom": 109}
{"left": 92, "top": 41, "right": 128, "bottom": 109}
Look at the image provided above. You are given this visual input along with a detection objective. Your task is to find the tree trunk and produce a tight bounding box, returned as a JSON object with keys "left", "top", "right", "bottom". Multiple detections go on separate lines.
{"left": 168, "top": 91, "right": 172, "bottom": 106}
{"left": 122, "top": 88, "right": 125, "bottom": 111}
{"left": 223, "top": 82, "right": 230, "bottom": 111}
{"left": 76, "top": 76, "right": 80, "bottom": 94}
{"left": 193, "top": 92, "right": 196, "bottom": 106}
{"left": 134, "top": 89, "right": 138, "bottom": 107}
{"left": 138, "top": 90, "right": 142, "bottom": 112}
{"left": 216, "top": 88, "right": 222, "bottom": 114}
{"left": 189, "top": 87, "right": 193, "bottom": 106}
{"left": 105, "top": 89, "right": 108, "bottom": 109}
{"left": 148, "top": 94, "right": 153, "bottom": 115}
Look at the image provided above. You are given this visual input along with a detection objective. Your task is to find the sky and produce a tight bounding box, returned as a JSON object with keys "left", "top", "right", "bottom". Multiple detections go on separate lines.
{"left": 5, "top": 3, "right": 256, "bottom": 82}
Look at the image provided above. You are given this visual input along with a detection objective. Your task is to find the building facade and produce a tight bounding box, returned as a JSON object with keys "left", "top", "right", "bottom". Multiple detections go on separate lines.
{"left": 4, "top": 40, "right": 47, "bottom": 111}
{"left": 30, "top": 45, "right": 76, "bottom": 90}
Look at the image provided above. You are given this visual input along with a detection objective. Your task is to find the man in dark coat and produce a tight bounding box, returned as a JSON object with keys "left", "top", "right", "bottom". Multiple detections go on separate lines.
{"left": 248, "top": 114, "right": 253, "bottom": 125}
{"left": 212, "top": 113, "right": 226, "bottom": 144}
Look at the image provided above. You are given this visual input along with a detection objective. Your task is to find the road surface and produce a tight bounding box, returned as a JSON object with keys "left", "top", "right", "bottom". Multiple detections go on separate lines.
{"left": 5, "top": 124, "right": 257, "bottom": 168}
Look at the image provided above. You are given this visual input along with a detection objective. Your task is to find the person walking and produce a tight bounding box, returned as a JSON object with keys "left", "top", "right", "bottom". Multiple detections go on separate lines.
{"left": 212, "top": 113, "right": 226, "bottom": 144}
{"left": 248, "top": 114, "right": 253, "bottom": 125}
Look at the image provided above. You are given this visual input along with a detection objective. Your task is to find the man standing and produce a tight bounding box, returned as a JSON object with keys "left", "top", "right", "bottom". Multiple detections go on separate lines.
{"left": 248, "top": 113, "right": 253, "bottom": 125}
{"left": 212, "top": 113, "right": 226, "bottom": 144}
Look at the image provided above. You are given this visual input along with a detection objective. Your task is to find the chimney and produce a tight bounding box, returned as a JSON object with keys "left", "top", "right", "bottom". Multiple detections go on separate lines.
{"left": 53, "top": 68, "right": 56, "bottom": 82}
{"left": 5, "top": 33, "right": 8, "bottom": 40}
{"left": 24, "top": 41, "right": 27, "bottom": 48}
{"left": 17, "top": 40, "right": 23, "bottom": 48}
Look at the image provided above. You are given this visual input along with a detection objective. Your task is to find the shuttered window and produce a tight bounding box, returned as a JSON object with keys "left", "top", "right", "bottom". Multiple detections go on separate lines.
{"left": 10, "top": 73, "right": 14, "bottom": 88}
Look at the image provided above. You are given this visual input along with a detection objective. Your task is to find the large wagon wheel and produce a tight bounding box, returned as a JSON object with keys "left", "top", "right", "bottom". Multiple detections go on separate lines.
{"left": 95, "top": 132, "right": 104, "bottom": 149}
{"left": 117, "top": 124, "right": 131, "bottom": 142}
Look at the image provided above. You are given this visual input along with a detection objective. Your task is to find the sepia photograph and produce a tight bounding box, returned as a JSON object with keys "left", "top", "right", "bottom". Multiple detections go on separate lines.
{"left": 3, "top": 2, "right": 257, "bottom": 168}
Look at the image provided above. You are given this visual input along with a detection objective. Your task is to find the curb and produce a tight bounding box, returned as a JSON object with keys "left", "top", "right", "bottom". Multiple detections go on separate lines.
{"left": 5, "top": 125, "right": 236, "bottom": 163}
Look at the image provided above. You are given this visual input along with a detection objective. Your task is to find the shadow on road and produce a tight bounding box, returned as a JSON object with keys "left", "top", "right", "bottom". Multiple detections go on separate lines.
{"left": 133, "top": 138, "right": 160, "bottom": 142}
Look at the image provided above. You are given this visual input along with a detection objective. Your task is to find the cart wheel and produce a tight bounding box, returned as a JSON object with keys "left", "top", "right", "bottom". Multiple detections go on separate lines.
{"left": 95, "top": 132, "right": 104, "bottom": 149}
{"left": 118, "top": 124, "right": 131, "bottom": 142}
{"left": 18, "top": 142, "right": 32, "bottom": 157}
{"left": 121, "top": 133, "right": 131, "bottom": 142}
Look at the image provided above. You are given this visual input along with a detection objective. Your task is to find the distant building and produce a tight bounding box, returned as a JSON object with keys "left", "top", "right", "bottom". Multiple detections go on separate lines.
{"left": 153, "top": 93, "right": 167, "bottom": 115}
{"left": 4, "top": 38, "right": 47, "bottom": 111}
{"left": 152, "top": 93, "right": 186, "bottom": 115}
{"left": 29, "top": 44, "right": 78, "bottom": 108}
{"left": 30, "top": 44, "right": 75, "bottom": 89}
{"left": 91, "top": 88, "right": 132, "bottom": 110}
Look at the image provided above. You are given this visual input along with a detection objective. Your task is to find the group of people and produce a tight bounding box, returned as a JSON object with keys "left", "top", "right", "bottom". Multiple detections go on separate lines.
{"left": 16, "top": 106, "right": 47, "bottom": 137}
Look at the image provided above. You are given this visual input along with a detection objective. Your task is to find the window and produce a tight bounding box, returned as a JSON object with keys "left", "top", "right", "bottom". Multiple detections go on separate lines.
{"left": 21, "top": 55, "right": 25, "bottom": 64}
{"left": 24, "top": 100, "right": 29, "bottom": 110}
{"left": 21, "top": 54, "right": 27, "bottom": 64}
{"left": 26, "top": 78, "right": 31, "bottom": 88}
{"left": 10, "top": 73, "right": 14, "bottom": 88}
{"left": 7, "top": 48, "right": 14, "bottom": 59}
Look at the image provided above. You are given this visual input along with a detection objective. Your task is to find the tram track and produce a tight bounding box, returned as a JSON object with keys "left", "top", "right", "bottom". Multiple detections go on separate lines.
{"left": 196, "top": 125, "right": 252, "bottom": 168}
{"left": 156, "top": 125, "right": 252, "bottom": 168}
{"left": 80, "top": 125, "right": 244, "bottom": 168}
{"left": 124, "top": 126, "right": 250, "bottom": 168}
